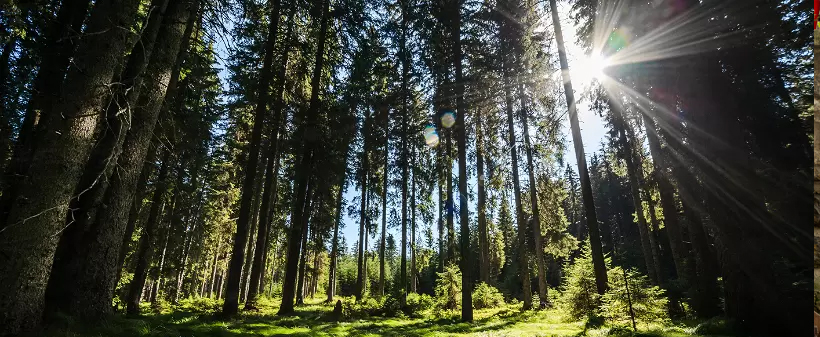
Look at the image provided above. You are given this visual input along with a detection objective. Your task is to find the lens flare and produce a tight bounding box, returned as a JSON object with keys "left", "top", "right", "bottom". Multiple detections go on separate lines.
{"left": 440, "top": 111, "right": 456, "bottom": 128}
{"left": 423, "top": 125, "right": 440, "bottom": 147}
{"left": 608, "top": 28, "right": 632, "bottom": 52}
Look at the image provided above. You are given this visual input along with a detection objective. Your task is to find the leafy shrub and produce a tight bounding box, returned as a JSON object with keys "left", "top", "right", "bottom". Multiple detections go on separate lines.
{"left": 472, "top": 282, "right": 505, "bottom": 309}
{"left": 405, "top": 293, "right": 434, "bottom": 317}
{"left": 435, "top": 264, "right": 462, "bottom": 311}
{"left": 558, "top": 242, "right": 603, "bottom": 320}
{"left": 600, "top": 267, "right": 669, "bottom": 326}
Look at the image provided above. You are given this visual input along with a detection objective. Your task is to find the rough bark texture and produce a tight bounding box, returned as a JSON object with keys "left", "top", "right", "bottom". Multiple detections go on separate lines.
{"left": 549, "top": 0, "right": 607, "bottom": 294}
{"left": 0, "top": 0, "right": 144, "bottom": 332}
{"left": 44, "top": 0, "right": 171, "bottom": 317}
{"left": 277, "top": 0, "right": 330, "bottom": 314}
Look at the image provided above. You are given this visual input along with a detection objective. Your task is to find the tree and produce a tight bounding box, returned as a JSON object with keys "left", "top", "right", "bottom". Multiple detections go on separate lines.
{"left": 0, "top": 0, "right": 145, "bottom": 331}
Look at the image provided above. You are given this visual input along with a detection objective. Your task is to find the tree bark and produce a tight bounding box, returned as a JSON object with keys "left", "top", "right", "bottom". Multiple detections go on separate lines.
{"left": 548, "top": 0, "right": 607, "bottom": 294}
{"left": 410, "top": 145, "right": 417, "bottom": 293}
{"left": 0, "top": 0, "right": 145, "bottom": 331}
{"left": 277, "top": 0, "right": 330, "bottom": 314}
{"left": 45, "top": 0, "right": 172, "bottom": 317}
{"left": 356, "top": 118, "right": 369, "bottom": 301}
{"left": 452, "top": 0, "right": 472, "bottom": 320}
{"left": 399, "top": 0, "right": 409, "bottom": 305}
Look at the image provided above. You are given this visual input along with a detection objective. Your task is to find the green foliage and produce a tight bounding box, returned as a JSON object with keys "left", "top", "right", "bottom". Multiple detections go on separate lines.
{"left": 601, "top": 267, "right": 669, "bottom": 326}
{"left": 405, "top": 293, "right": 434, "bottom": 317}
{"left": 435, "top": 264, "right": 462, "bottom": 311}
{"left": 471, "top": 282, "right": 504, "bottom": 309}
{"left": 176, "top": 297, "right": 222, "bottom": 313}
{"left": 692, "top": 317, "right": 733, "bottom": 335}
{"left": 558, "top": 242, "right": 603, "bottom": 320}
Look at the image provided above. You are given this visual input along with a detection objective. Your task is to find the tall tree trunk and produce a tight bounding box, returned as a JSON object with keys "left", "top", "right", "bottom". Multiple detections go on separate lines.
{"left": 241, "top": 160, "right": 265, "bottom": 303}
{"left": 277, "top": 0, "right": 330, "bottom": 314}
{"left": 356, "top": 122, "right": 369, "bottom": 301}
{"left": 476, "top": 108, "right": 489, "bottom": 284}
{"left": 410, "top": 145, "right": 417, "bottom": 293}
{"left": 126, "top": 149, "right": 172, "bottom": 316}
{"left": 548, "top": 0, "right": 607, "bottom": 294}
{"left": 379, "top": 128, "right": 388, "bottom": 298}
{"left": 222, "top": 0, "right": 284, "bottom": 317}
{"left": 114, "top": 142, "right": 159, "bottom": 292}
{"left": 246, "top": 132, "right": 283, "bottom": 309}
{"left": 296, "top": 195, "right": 314, "bottom": 305}
{"left": 0, "top": 0, "right": 145, "bottom": 331}
{"left": 0, "top": 0, "right": 91, "bottom": 226}
{"left": 150, "top": 214, "right": 173, "bottom": 307}
{"left": 399, "top": 0, "right": 409, "bottom": 306}
{"left": 55, "top": 0, "right": 194, "bottom": 318}
{"left": 327, "top": 155, "right": 348, "bottom": 302}
{"left": 502, "top": 62, "right": 531, "bottom": 310}
{"left": 452, "top": 0, "right": 472, "bottom": 320}
{"left": 45, "top": 0, "right": 172, "bottom": 317}
{"left": 517, "top": 81, "right": 549, "bottom": 306}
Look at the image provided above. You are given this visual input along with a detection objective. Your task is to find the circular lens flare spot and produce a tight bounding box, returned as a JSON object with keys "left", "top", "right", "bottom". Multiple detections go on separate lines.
{"left": 440, "top": 111, "right": 456, "bottom": 128}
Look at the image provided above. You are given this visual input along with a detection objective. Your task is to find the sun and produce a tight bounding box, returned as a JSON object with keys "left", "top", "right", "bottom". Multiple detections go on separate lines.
{"left": 572, "top": 54, "right": 610, "bottom": 88}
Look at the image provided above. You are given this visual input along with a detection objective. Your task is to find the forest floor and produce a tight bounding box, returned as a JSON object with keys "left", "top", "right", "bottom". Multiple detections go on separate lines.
{"left": 37, "top": 297, "right": 732, "bottom": 337}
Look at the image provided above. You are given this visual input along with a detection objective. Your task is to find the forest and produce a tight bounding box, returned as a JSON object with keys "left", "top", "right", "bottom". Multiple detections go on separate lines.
{"left": 0, "top": 0, "right": 813, "bottom": 336}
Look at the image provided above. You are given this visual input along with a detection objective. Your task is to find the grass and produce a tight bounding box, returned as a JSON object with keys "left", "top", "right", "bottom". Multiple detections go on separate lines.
{"left": 33, "top": 297, "right": 734, "bottom": 337}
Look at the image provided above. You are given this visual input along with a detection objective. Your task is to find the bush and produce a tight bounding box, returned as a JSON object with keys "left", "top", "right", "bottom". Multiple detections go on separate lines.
{"left": 693, "top": 317, "right": 733, "bottom": 335}
{"left": 435, "top": 264, "right": 462, "bottom": 311}
{"left": 405, "top": 293, "right": 434, "bottom": 317}
{"left": 600, "top": 267, "right": 669, "bottom": 326}
{"left": 472, "top": 283, "right": 504, "bottom": 309}
{"left": 177, "top": 297, "right": 222, "bottom": 313}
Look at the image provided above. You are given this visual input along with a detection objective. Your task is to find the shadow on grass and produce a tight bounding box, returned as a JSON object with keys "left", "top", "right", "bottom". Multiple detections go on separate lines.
{"left": 33, "top": 300, "right": 557, "bottom": 337}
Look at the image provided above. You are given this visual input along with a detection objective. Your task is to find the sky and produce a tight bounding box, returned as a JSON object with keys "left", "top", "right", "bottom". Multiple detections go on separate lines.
{"left": 212, "top": 0, "right": 607, "bottom": 254}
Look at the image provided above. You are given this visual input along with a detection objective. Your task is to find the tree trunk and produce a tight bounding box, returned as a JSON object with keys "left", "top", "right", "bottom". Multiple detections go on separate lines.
{"left": 356, "top": 123, "right": 369, "bottom": 301}
{"left": 548, "top": 0, "right": 607, "bottom": 294}
{"left": 502, "top": 59, "right": 531, "bottom": 310}
{"left": 45, "top": 0, "right": 172, "bottom": 317}
{"left": 296, "top": 189, "right": 316, "bottom": 305}
{"left": 0, "top": 0, "right": 145, "bottom": 331}
{"left": 379, "top": 126, "right": 388, "bottom": 298}
{"left": 114, "top": 142, "right": 159, "bottom": 292}
{"left": 126, "top": 149, "right": 172, "bottom": 316}
{"left": 452, "top": 0, "right": 472, "bottom": 320}
{"left": 150, "top": 215, "right": 173, "bottom": 307}
{"left": 476, "top": 108, "right": 489, "bottom": 284}
{"left": 327, "top": 155, "right": 348, "bottom": 302}
{"left": 277, "top": 0, "right": 330, "bottom": 315}
{"left": 517, "top": 81, "right": 549, "bottom": 306}
{"left": 241, "top": 160, "right": 265, "bottom": 303}
{"left": 410, "top": 146, "right": 417, "bottom": 293}
{"left": 222, "top": 0, "right": 284, "bottom": 316}
{"left": 246, "top": 130, "right": 284, "bottom": 309}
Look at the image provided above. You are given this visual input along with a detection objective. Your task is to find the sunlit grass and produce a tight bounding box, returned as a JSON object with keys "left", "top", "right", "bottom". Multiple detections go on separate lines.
{"left": 34, "top": 297, "right": 730, "bottom": 337}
